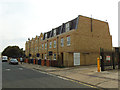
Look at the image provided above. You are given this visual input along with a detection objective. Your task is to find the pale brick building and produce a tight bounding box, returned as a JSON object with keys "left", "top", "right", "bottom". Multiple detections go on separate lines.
{"left": 25, "top": 15, "right": 112, "bottom": 66}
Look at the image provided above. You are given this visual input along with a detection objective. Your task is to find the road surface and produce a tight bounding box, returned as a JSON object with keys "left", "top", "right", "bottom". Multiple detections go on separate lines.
{"left": 2, "top": 62, "right": 93, "bottom": 89}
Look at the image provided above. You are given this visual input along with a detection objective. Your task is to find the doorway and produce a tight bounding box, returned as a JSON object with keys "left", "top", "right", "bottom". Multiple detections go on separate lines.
{"left": 74, "top": 53, "right": 80, "bottom": 66}
{"left": 61, "top": 53, "right": 64, "bottom": 66}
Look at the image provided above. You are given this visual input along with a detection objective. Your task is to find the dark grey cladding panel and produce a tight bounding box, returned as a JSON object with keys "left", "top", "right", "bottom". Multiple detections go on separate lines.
{"left": 70, "top": 18, "right": 77, "bottom": 30}
{"left": 43, "top": 33, "right": 46, "bottom": 40}
{"left": 50, "top": 29, "right": 54, "bottom": 37}
{"left": 60, "top": 23, "right": 65, "bottom": 34}
{"left": 47, "top": 31, "right": 51, "bottom": 38}
{"left": 49, "top": 31, "right": 52, "bottom": 38}
{"left": 56, "top": 26, "right": 61, "bottom": 35}
{"left": 42, "top": 17, "right": 78, "bottom": 40}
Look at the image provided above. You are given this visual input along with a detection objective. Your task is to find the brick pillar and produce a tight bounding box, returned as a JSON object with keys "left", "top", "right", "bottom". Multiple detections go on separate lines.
{"left": 41, "top": 59, "right": 44, "bottom": 66}
{"left": 26, "top": 59, "right": 28, "bottom": 63}
{"left": 33, "top": 59, "right": 35, "bottom": 64}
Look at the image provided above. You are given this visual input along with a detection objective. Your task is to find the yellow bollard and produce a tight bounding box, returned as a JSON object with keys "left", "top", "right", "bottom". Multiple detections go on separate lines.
{"left": 97, "top": 57, "right": 100, "bottom": 72}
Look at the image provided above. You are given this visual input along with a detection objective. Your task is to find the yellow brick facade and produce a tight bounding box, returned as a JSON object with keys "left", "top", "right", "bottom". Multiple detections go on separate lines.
{"left": 25, "top": 15, "right": 112, "bottom": 67}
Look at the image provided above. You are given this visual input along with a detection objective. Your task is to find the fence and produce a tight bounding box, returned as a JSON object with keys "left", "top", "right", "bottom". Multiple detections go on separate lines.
{"left": 100, "top": 48, "right": 120, "bottom": 71}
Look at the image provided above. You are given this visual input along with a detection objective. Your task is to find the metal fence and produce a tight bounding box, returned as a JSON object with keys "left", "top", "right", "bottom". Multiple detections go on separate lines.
{"left": 100, "top": 48, "right": 120, "bottom": 71}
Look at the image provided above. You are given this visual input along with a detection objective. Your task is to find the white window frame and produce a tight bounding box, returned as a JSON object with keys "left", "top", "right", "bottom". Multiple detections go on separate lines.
{"left": 67, "top": 36, "right": 70, "bottom": 46}
{"left": 45, "top": 33, "right": 47, "bottom": 39}
{"left": 53, "top": 29, "right": 56, "bottom": 36}
{"left": 39, "top": 45, "right": 41, "bottom": 49}
{"left": 53, "top": 54, "right": 56, "bottom": 60}
{"left": 37, "top": 47, "right": 38, "bottom": 51}
{"left": 65, "top": 23, "right": 70, "bottom": 32}
{"left": 49, "top": 42, "right": 52, "bottom": 48}
{"left": 45, "top": 43, "right": 47, "bottom": 49}
{"left": 42, "top": 44, "right": 44, "bottom": 49}
{"left": 41, "top": 37, "right": 42, "bottom": 41}
{"left": 54, "top": 40, "right": 56, "bottom": 48}
{"left": 61, "top": 38, "right": 64, "bottom": 47}
{"left": 45, "top": 54, "right": 47, "bottom": 59}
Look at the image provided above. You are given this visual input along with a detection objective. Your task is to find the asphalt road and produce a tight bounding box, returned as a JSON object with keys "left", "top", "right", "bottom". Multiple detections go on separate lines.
{"left": 2, "top": 62, "right": 93, "bottom": 89}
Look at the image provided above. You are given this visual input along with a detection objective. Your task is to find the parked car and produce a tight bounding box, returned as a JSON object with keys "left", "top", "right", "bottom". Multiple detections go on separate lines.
{"left": 2, "top": 56, "right": 8, "bottom": 62}
{"left": 9, "top": 58, "right": 18, "bottom": 65}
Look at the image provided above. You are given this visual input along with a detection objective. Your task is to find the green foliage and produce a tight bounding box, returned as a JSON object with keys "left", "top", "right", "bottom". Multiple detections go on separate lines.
{"left": 2, "top": 46, "right": 25, "bottom": 58}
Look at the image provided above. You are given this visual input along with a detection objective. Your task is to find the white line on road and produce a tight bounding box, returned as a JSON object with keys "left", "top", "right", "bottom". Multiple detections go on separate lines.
{"left": 5, "top": 69, "right": 10, "bottom": 71}
{"left": 19, "top": 68, "right": 23, "bottom": 70}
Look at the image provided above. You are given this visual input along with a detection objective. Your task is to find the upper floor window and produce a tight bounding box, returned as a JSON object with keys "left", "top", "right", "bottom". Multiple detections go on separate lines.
{"left": 41, "top": 37, "right": 42, "bottom": 41}
{"left": 67, "top": 36, "right": 70, "bottom": 46}
{"left": 54, "top": 40, "right": 56, "bottom": 48}
{"left": 53, "top": 29, "right": 56, "bottom": 36}
{"left": 65, "top": 23, "right": 70, "bottom": 32}
{"left": 39, "top": 45, "right": 41, "bottom": 49}
{"left": 45, "top": 33, "right": 47, "bottom": 39}
{"left": 42, "top": 44, "right": 44, "bottom": 49}
{"left": 61, "top": 38, "right": 64, "bottom": 47}
{"left": 45, "top": 43, "right": 47, "bottom": 49}
{"left": 36, "top": 47, "right": 38, "bottom": 51}
{"left": 49, "top": 41, "right": 52, "bottom": 48}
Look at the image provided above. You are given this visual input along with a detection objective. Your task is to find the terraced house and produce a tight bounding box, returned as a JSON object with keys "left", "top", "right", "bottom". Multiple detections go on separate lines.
{"left": 25, "top": 15, "right": 112, "bottom": 67}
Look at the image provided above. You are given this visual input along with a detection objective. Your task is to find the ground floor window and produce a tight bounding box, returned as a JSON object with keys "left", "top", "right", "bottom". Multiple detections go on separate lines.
{"left": 45, "top": 54, "right": 47, "bottom": 59}
{"left": 53, "top": 54, "right": 56, "bottom": 60}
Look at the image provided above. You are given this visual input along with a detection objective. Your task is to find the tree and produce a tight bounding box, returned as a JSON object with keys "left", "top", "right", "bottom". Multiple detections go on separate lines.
{"left": 2, "top": 46, "right": 25, "bottom": 58}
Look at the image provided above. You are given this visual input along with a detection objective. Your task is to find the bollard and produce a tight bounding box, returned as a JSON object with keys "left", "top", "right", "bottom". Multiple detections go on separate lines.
{"left": 26, "top": 59, "right": 28, "bottom": 63}
{"left": 97, "top": 57, "right": 100, "bottom": 72}
{"left": 41, "top": 60, "right": 44, "bottom": 66}
{"left": 33, "top": 59, "right": 35, "bottom": 64}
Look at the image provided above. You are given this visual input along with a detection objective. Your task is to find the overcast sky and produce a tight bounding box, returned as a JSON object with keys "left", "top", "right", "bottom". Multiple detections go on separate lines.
{"left": 0, "top": 0, "right": 119, "bottom": 52}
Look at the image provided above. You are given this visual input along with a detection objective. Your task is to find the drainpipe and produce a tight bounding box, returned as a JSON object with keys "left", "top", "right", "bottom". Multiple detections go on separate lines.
{"left": 91, "top": 15, "right": 93, "bottom": 32}
{"left": 57, "top": 36, "right": 59, "bottom": 67}
{"left": 47, "top": 40, "right": 48, "bottom": 59}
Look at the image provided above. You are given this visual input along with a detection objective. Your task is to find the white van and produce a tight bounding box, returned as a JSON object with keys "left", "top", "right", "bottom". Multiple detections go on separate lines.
{"left": 2, "top": 56, "right": 8, "bottom": 62}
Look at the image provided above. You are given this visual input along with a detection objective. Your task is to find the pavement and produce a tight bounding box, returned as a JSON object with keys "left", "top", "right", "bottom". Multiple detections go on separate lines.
{"left": 20, "top": 62, "right": 119, "bottom": 89}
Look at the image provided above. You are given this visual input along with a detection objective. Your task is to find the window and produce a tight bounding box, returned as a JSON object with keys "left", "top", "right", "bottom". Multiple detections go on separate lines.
{"left": 53, "top": 54, "right": 56, "bottom": 60}
{"left": 65, "top": 23, "right": 70, "bottom": 32}
{"left": 54, "top": 40, "right": 56, "bottom": 48}
{"left": 45, "top": 43, "right": 47, "bottom": 49}
{"left": 61, "top": 38, "right": 64, "bottom": 47}
{"left": 37, "top": 47, "right": 38, "bottom": 51}
{"left": 45, "top": 33, "right": 47, "bottom": 39}
{"left": 41, "top": 37, "right": 42, "bottom": 41}
{"left": 53, "top": 29, "right": 56, "bottom": 36}
{"left": 67, "top": 36, "right": 70, "bottom": 46}
{"left": 45, "top": 54, "right": 47, "bottom": 59}
{"left": 49, "top": 42, "right": 52, "bottom": 48}
{"left": 42, "top": 44, "right": 44, "bottom": 49}
{"left": 39, "top": 45, "right": 41, "bottom": 49}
